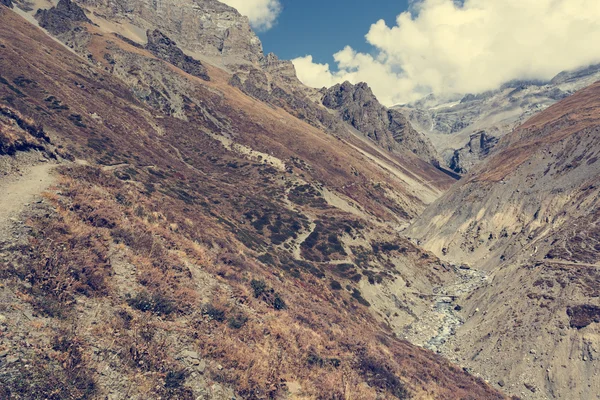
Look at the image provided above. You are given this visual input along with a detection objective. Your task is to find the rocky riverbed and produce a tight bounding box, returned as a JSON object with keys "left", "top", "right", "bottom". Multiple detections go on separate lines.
{"left": 403, "top": 265, "right": 489, "bottom": 352}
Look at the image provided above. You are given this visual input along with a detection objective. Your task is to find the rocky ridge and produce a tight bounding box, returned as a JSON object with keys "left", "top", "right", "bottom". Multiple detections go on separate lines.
{"left": 145, "top": 29, "right": 210, "bottom": 81}
{"left": 79, "top": 0, "right": 264, "bottom": 66}
{"left": 323, "top": 81, "right": 440, "bottom": 165}
{"left": 36, "top": 0, "right": 91, "bottom": 35}
{"left": 35, "top": 0, "right": 443, "bottom": 167}
{"left": 397, "top": 64, "right": 600, "bottom": 172}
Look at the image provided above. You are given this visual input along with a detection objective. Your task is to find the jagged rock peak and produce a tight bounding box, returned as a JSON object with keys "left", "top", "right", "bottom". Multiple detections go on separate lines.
{"left": 323, "top": 81, "right": 377, "bottom": 108}
{"left": 261, "top": 52, "right": 300, "bottom": 83}
{"left": 448, "top": 131, "right": 499, "bottom": 174}
{"left": 322, "top": 81, "right": 440, "bottom": 165}
{"left": 78, "top": 0, "right": 264, "bottom": 66}
{"left": 145, "top": 29, "right": 210, "bottom": 81}
{"left": 36, "top": 0, "right": 91, "bottom": 35}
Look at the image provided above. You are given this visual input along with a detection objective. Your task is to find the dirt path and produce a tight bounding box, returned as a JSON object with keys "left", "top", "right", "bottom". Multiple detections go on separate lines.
{"left": 0, "top": 163, "right": 56, "bottom": 234}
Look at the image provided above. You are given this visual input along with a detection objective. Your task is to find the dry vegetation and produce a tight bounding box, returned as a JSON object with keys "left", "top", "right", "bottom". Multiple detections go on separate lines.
{"left": 0, "top": 7, "right": 505, "bottom": 399}
{"left": 0, "top": 164, "right": 505, "bottom": 399}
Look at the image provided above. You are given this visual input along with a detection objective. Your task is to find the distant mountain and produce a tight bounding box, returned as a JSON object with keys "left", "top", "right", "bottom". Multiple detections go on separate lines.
{"left": 396, "top": 64, "right": 600, "bottom": 173}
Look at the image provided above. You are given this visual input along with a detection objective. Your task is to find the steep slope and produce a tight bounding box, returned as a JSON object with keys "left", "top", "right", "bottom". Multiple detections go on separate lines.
{"left": 407, "top": 81, "right": 600, "bottom": 399}
{"left": 0, "top": 4, "right": 505, "bottom": 399}
{"left": 397, "top": 65, "right": 600, "bottom": 172}
{"left": 42, "top": 0, "right": 443, "bottom": 168}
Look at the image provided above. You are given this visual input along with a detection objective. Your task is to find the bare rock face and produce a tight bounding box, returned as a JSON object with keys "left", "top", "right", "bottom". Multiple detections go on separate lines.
{"left": 323, "top": 82, "right": 440, "bottom": 164}
{"left": 78, "top": 0, "right": 264, "bottom": 66}
{"left": 261, "top": 53, "right": 302, "bottom": 86}
{"left": 448, "top": 131, "right": 499, "bottom": 174}
{"left": 36, "top": 0, "right": 91, "bottom": 35}
{"left": 145, "top": 29, "right": 209, "bottom": 81}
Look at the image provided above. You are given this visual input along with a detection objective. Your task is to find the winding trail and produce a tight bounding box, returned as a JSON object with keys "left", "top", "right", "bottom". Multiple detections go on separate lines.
{"left": 0, "top": 163, "right": 56, "bottom": 235}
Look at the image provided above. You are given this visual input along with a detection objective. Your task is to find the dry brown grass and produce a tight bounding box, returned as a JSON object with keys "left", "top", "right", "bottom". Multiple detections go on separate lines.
{"left": 0, "top": 8, "right": 505, "bottom": 399}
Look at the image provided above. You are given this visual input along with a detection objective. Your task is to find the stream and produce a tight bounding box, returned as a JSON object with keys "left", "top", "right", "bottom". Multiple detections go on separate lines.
{"left": 424, "top": 266, "right": 489, "bottom": 353}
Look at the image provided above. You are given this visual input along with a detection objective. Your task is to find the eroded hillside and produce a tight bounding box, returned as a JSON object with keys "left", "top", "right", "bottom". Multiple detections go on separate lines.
{"left": 0, "top": 2, "right": 507, "bottom": 399}
{"left": 408, "top": 81, "right": 600, "bottom": 399}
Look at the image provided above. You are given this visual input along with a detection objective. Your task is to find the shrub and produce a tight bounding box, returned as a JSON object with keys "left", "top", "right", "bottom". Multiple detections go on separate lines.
{"left": 273, "top": 293, "right": 287, "bottom": 310}
{"left": 228, "top": 313, "right": 248, "bottom": 329}
{"left": 358, "top": 353, "right": 410, "bottom": 399}
{"left": 351, "top": 288, "right": 371, "bottom": 307}
{"left": 251, "top": 279, "right": 267, "bottom": 298}
{"left": 164, "top": 370, "right": 187, "bottom": 389}
{"left": 307, "top": 351, "right": 341, "bottom": 368}
{"left": 205, "top": 304, "right": 226, "bottom": 322}
{"left": 330, "top": 280, "right": 342, "bottom": 290}
{"left": 128, "top": 291, "right": 176, "bottom": 316}
{"left": 250, "top": 279, "right": 287, "bottom": 310}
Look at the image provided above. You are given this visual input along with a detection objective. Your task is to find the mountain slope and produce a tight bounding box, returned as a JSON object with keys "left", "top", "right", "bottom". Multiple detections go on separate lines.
{"left": 407, "top": 81, "right": 600, "bottom": 399}
{"left": 0, "top": 4, "right": 505, "bottom": 399}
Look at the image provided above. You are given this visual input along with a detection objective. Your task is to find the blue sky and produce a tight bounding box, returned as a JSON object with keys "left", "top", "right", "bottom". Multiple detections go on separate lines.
{"left": 223, "top": 0, "right": 600, "bottom": 106}
{"left": 258, "top": 1, "right": 410, "bottom": 68}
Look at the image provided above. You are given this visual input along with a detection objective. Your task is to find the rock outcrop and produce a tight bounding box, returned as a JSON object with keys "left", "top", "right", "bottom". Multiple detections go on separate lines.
{"left": 448, "top": 131, "right": 499, "bottom": 173}
{"left": 323, "top": 82, "right": 440, "bottom": 164}
{"left": 78, "top": 0, "right": 264, "bottom": 66}
{"left": 36, "top": 0, "right": 90, "bottom": 35}
{"left": 145, "top": 29, "right": 209, "bottom": 81}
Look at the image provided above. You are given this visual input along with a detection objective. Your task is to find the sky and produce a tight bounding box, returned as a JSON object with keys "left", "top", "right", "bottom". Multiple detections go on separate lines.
{"left": 221, "top": 0, "right": 600, "bottom": 106}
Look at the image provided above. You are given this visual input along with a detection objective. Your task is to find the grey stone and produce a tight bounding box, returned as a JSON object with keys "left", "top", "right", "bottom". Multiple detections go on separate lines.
{"left": 36, "top": 0, "right": 91, "bottom": 36}
{"left": 181, "top": 350, "right": 200, "bottom": 360}
{"left": 5, "top": 355, "right": 19, "bottom": 364}
{"left": 145, "top": 30, "right": 209, "bottom": 81}
{"left": 322, "top": 81, "right": 440, "bottom": 165}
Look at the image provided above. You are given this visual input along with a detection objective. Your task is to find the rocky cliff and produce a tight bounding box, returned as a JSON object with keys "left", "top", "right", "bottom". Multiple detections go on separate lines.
{"left": 78, "top": 0, "right": 264, "bottom": 66}
{"left": 145, "top": 29, "right": 209, "bottom": 81}
{"left": 36, "top": 0, "right": 91, "bottom": 35}
{"left": 448, "top": 131, "right": 498, "bottom": 173}
{"left": 323, "top": 81, "right": 440, "bottom": 165}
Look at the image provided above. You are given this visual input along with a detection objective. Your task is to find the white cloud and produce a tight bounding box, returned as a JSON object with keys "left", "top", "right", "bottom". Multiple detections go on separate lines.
{"left": 293, "top": 0, "right": 600, "bottom": 106}
{"left": 220, "top": 0, "right": 282, "bottom": 31}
